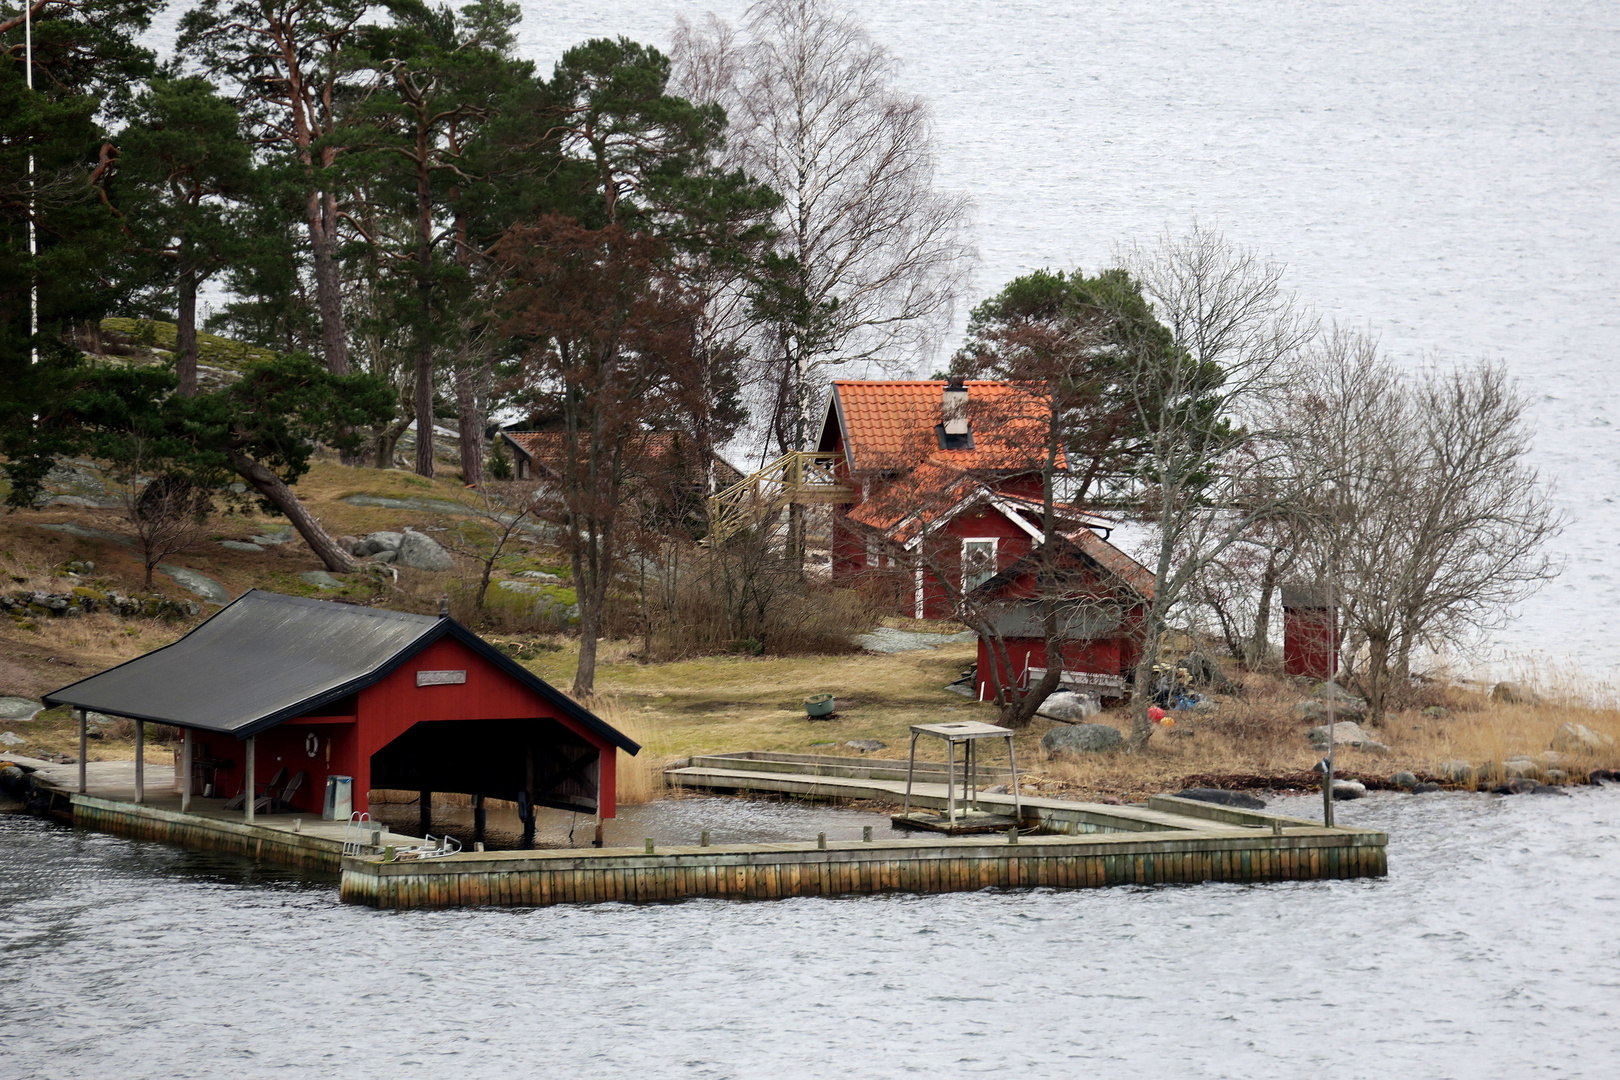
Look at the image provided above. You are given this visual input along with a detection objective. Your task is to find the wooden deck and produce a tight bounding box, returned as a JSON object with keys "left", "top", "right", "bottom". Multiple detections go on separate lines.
{"left": 339, "top": 819, "right": 1386, "bottom": 908}
{"left": 19, "top": 751, "right": 1389, "bottom": 907}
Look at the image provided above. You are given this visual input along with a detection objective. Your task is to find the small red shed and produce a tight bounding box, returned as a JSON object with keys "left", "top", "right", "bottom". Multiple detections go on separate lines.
{"left": 1281, "top": 584, "right": 1338, "bottom": 680}
{"left": 969, "top": 532, "right": 1155, "bottom": 701}
{"left": 44, "top": 591, "right": 638, "bottom": 828}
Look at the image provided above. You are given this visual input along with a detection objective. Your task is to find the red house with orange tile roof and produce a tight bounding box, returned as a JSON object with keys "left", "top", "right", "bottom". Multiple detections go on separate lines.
{"left": 815, "top": 378, "right": 1147, "bottom": 631}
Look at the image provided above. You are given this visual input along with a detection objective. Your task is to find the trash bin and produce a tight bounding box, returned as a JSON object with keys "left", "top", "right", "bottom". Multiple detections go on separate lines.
{"left": 323, "top": 775, "right": 353, "bottom": 820}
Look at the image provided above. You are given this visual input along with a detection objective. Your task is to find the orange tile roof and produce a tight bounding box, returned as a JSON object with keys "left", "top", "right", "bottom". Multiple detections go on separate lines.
{"left": 829, "top": 381, "right": 1062, "bottom": 473}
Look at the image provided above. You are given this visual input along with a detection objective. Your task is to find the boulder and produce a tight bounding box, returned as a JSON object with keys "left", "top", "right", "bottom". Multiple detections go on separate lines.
{"left": 1312, "top": 682, "right": 1366, "bottom": 707}
{"left": 396, "top": 529, "right": 455, "bottom": 572}
{"left": 1391, "top": 771, "right": 1419, "bottom": 790}
{"left": 352, "top": 531, "right": 404, "bottom": 557}
{"left": 1042, "top": 723, "right": 1125, "bottom": 756}
{"left": 1422, "top": 705, "right": 1451, "bottom": 720}
{"left": 1035, "top": 691, "right": 1101, "bottom": 723}
{"left": 1331, "top": 779, "right": 1367, "bottom": 800}
{"left": 1551, "top": 722, "right": 1615, "bottom": 754}
{"left": 368, "top": 550, "right": 397, "bottom": 564}
{"left": 1491, "top": 681, "right": 1540, "bottom": 705}
{"left": 219, "top": 540, "right": 263, "bottom": 552}
{"left": 1295, "top": 697, "right": 1366, "bottom": 722}
{"left": 299, "top": 571, "right": 343, "bottom": 591}
{"left": 516, "top": 570, "right": 562, "bottom": 582}
{"left": 1492, "top": 777, "right": 1541, "bottom": 795}
{"left": 845, "top": 740, "right": 886, "bottom": 753}
{"left": 1439, "top": 760, "right": 1476, "bottom": 783}
{"left": 0, "top": 731, "right": 27, "bottom": 748}
{"left": 1412, "top": 781, "right": 1442, "bottom": 794}
{"left": 1307, "top": 721, "right": 1389, "bottom": 753}
{"left": 1174, "top": 787, "right": 1267, "bottom": 809}
{"left": 0, "top": 697, "right": 44, "bottom": 723}
{"left": 1503, "top": 757, "right": 1538, "bottom": 779}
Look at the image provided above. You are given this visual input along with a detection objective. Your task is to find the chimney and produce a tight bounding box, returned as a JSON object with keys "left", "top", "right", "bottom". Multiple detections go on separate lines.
{"left": 942, "top": 377, "right": 969, "bottom": 436}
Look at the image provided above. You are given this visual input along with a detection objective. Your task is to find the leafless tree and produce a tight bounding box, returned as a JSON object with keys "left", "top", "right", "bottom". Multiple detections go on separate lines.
{"left": 1283, "top": 329, "right": 1564, "bottom": 723}
{"left": 1115, "top": 223, "right": 1320, "bottom": 751}
{"left": 671, "top": 0, "right": 976, "bottom": 455}
{"left": 439, "top": 481, "right": 547, "bottom": 616}
{"left": 110, "top": 442, "right": 216, "bottom": 590}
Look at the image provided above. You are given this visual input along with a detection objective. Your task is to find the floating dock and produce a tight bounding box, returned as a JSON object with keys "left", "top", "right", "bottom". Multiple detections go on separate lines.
{"left": 16, "top": 752, "right": 1388, "bottom": 908}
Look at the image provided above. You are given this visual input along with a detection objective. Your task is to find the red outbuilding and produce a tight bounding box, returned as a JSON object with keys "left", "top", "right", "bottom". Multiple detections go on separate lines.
{"left": 1281, "top": 585, "right": 1338, "bottom": 680}
{"left": 44, "top": 591, "right": 637, "bottom": 837}
{"left": 968, "top": 532, "right": 1156, "bottom": 702}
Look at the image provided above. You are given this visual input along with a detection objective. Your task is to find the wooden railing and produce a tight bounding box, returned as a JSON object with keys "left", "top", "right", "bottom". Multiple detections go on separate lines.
{"left": 705, "top": 451, "right": 854, "bottom": 544}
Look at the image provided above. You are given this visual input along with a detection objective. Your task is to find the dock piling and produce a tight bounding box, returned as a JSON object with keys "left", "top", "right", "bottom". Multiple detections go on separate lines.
{"left": 644, "top": 838, "right": 655, "bottom": 854}
{"left": 700, "top": 829, "right": 710, "bottom": 847}
{"left": 817, "top": 832, "right": 827, "bottom": 850}
{"left": 862, "top": 826, "right": 872, "bottom": 843}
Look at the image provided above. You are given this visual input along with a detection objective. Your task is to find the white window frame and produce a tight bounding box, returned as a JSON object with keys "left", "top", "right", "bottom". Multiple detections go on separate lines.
{"left": 961, "top": 536, "right": 999, "bottom": 593}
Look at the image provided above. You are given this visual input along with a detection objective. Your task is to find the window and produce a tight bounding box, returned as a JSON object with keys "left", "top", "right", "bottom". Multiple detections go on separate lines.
{"left": 962, "top": 538, "right": 997, "bottom": 591}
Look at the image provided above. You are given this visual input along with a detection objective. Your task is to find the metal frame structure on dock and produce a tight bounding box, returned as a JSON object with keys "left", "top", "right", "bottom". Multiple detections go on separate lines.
{"left": 898, "top": 721, "right": 1022, "bottom": 833}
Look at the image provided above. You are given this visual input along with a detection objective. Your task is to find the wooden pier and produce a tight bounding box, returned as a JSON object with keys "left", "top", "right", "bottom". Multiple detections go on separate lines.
{"left": 340, "top": 815, "right": 1385, "bottom": 908}
{"left": 18, "top": 751, "right": 1388, "bottom": 908}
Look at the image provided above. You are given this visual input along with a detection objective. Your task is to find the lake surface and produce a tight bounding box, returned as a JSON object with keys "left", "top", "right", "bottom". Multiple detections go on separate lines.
{"left": 141, "top": 1, "right": 1618, "bottom": 674}
{"left": 2, "top": 790, "right": 1616, "bottom": 1077}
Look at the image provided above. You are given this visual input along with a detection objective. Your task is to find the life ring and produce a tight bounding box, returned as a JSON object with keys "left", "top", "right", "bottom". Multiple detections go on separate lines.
{"left": 305, "top": 733, "right": 319, "bottom": 758}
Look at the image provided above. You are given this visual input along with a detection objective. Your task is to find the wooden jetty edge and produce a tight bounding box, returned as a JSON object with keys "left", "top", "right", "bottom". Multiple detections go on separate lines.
{"left": 338, "top": 824, "right": 1387, "bottom": 909}
{"left": 25, "top": 752, "right": 1387, "bottom": 909}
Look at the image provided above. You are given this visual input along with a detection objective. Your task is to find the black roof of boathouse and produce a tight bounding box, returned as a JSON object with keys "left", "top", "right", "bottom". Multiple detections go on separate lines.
{"left": 42, "top": 590, "right": 639, "bottom": 752}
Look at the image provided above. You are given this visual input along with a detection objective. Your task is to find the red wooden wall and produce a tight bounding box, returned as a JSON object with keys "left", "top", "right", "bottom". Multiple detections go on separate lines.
{"left": 219, "top": 636, "right": 619, "bottom": 818}
{"left": 1284, "top": 606, "right": 1338, "bottom": 680}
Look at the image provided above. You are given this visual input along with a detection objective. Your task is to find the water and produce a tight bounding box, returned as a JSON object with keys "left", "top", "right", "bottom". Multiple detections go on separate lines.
{"left": 372, "top": 792, "right": 911, "bottom": 850}
{"left": 2, "top": 790, "right": 1616, "bottom": 1076}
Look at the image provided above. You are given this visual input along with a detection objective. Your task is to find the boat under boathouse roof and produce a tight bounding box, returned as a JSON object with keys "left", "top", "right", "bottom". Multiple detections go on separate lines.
{"left": 43, "top": 590, "right": 637, "bottom": 822}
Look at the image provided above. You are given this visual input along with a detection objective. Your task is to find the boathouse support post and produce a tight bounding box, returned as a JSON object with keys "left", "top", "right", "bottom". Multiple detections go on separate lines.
{"left": 134, "top": 720, "right": 144, "bottom": 804}
{"left": 77, "top": 708, "right": 86, "bottom": 794}
{"left": 473, "top": 793, "right": 486, "bottom": 845}
{"left": 181, "top": 729, "right": 193, "bottom": 812}
{"left": 419, "top": 790, "right": 431, "bottom": 837}
{"left": 244, "top": 735, "right": 255, "bottom": 823}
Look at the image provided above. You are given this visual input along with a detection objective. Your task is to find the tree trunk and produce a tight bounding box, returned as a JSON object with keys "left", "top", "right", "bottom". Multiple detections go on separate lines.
{"left": 414, "top": 344, "right": 435, "bottom": 477}
{"left": 374, "top": 411, "right": 412, "bottom": 469}
{"left": 307, "top": 190, "right": 349, "bottom": 375}
{"left": 456, "top": 357, "right": 486, "bottom": 487}
{"left": 1365, "top": 632, "right": 1390, "bottom": 726}
{"left": 175, "top": 253, "right": 199, "bottom": 398}
{"left": 572, "top": 547, "right": 599, "bottom": 699}
{"left": 227, "top": 450, "right": 355, "bottom": 572}
{"left": 1246, "top": 555, "right": 1281, "bottom": 669}
{"left": 1128, "top": 641, "right": 1159, "bottom": 752}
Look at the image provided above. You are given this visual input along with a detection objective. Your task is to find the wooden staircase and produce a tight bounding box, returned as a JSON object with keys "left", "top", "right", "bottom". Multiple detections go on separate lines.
{"left": 705, "top": 450, "right": 854, "bottom": 545}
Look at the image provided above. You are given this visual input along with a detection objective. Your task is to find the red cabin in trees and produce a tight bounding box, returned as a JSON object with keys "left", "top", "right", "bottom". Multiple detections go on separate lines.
{"left": 817, "top": 378, "right": 1128, "bottom": 621}
{"left": 968, "top": 532, "right": 1155, "bottom": 701}
{"left": 44, "top": 591, "right": 638, "bottom": 834}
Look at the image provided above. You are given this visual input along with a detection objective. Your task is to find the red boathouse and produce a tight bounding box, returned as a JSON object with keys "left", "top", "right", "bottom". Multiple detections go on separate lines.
{"left": 43, "top": 591, "right": 637, "bottom": 829}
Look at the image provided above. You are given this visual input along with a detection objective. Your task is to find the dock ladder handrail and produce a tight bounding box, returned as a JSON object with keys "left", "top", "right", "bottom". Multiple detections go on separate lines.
{"left": 341, "top": 812, "right": 372, "bottom": 857}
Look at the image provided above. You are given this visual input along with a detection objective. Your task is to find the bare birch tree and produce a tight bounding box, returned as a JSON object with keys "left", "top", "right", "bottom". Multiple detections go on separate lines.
{"left": 671, "top": 0, "right": 975, "bottom": 454}
{"left": 1117, "top": 223, "right": 1319, "bottom": 751}
{"left": 1284, "top": 329, "right": 1564, "bottom": 723}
